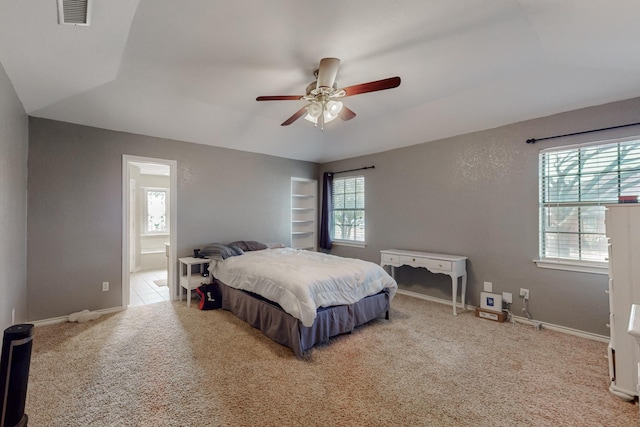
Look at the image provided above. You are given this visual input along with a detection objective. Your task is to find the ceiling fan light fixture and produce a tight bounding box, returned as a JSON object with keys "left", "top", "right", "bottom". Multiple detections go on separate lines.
{"left": 326, "top": 100, "right": 343, "bottom": 114}
{"left": 322, "top": 101, "right": 344, "bottom": 123}
{"left": 304, "top": 100, "right": 343, "bottom": 127}
{"left": 305, "top": 102, "right": 323, "bottom": 123}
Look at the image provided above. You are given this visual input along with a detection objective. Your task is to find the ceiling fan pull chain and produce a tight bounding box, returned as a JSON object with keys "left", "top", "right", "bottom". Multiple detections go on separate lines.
{"left": 319, "top": 103, "right": 325, "bottom": 131}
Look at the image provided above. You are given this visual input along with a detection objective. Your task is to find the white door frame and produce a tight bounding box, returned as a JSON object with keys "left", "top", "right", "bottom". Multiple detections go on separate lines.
{"left": 122, "top": 155, "right": 178, "bottom": 308}
{"left": 129, "top": 178, "right": 137, "bottom": 273}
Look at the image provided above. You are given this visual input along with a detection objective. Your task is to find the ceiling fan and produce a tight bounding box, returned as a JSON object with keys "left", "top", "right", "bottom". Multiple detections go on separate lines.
{"left": 256, "top": 58, "right": 401, "bottom": 129}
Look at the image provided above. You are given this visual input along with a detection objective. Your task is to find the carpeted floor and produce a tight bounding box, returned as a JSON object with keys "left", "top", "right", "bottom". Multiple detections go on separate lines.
{"left": 25, "top": 294, "right": 638, "bottom": 426}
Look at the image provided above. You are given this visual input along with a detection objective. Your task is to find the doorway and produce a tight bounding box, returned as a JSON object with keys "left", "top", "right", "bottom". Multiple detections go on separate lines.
{"left": 122, "top": 155, "right": 177, "bottom": 308}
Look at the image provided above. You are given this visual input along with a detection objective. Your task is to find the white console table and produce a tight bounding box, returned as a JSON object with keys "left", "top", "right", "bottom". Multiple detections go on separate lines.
{"left": 380, "top": 249, "right": 467, "bottom": 315}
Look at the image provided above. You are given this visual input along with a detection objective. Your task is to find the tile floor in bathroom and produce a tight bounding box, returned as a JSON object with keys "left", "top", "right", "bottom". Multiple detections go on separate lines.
{"left": 129, "top": 268, "right": 170, "bottom": 307}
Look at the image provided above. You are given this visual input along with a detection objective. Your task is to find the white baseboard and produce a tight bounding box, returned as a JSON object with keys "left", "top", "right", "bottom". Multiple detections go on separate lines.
{"left": 396, "top": 288, "right": 609, "bottom": 343}
{"left": 29, "top": 306, "right": 124, "bottom": 327}
{"left": 396, "top": 289, "right": 474, "bottom": 311}
{"left": 509, "top": 314, "right": 609, "bottom": 343}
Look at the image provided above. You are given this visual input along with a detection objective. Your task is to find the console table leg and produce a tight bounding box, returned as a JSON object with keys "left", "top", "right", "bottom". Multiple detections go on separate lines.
{"left": 461, "top": 274, "right": 467, "bottom": 311}
{"left": 450, "top": 274, "right": 458, "bottom": 315}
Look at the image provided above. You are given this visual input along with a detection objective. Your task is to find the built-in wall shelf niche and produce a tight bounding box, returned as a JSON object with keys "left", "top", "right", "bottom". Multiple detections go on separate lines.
{"left": 291, "top": 177, "right": 317, "bottom": 251}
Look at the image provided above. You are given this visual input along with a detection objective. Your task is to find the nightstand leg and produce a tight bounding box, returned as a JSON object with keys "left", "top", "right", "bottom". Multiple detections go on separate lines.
{"left": 187, "top": 288, "right": 191, "bottom": 307}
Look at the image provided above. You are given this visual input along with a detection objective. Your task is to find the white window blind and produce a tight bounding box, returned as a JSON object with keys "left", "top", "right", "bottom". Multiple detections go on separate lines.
{"left": 332, "top": 176, "right": 365, "bottom": 242}
{"left": 539, "top": 138, "right": 640, "bottom": 264}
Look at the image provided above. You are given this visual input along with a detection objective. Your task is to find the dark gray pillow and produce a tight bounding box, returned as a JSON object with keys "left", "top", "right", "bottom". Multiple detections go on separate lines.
{"left": 246, "top": 241, "right": 268, "bottom": 251}
{"left": 229, "top": 240, "right": 268, "bottom": 252}
{"left": 228, "top": 241, "right": 249, "bottom": 252}
{"left": 200, "top": 243, "right": 244, "bottom": 260}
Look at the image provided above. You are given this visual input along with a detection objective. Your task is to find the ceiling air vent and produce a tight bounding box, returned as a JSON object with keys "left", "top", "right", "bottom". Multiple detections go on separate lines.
{"left": 57, "top": 0, "right": 92, "bottom": 26}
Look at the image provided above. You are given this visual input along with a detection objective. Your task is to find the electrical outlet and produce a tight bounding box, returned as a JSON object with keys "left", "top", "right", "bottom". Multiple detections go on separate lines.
{"left": 102, "top": 282, "right": 109, "bottom": 292}
{"left": 502, "top": 292, "right": 513, "bottom": 304}
{"left": 483, "top": 281, "right": 493, "bottom": 292}
{"left": 519, "top": 288, "right": 529, "bottom": 299}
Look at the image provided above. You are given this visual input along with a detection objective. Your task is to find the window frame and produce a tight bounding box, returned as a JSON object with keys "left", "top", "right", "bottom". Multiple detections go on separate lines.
{"left": 534, "top": 136, "right": 640, "bottom": 275}
{"left": 141, "top": 187, "right": 170, "bottom": 236}
{"left": 330, "top": 175, "right": 366, "bottom": 247}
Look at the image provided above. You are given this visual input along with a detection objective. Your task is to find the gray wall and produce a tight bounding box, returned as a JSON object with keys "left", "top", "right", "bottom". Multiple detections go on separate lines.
{"left": 0, "top": 61, "right": 28, "bottom": 331}
{"left": 321, "top": 97, "right": 640, "bottom": 336}
{"left": 20, "top": 94, "right": 640, "bottom": 334}
{"left": 27, "top": 118, "right": 316, "bottom": 321}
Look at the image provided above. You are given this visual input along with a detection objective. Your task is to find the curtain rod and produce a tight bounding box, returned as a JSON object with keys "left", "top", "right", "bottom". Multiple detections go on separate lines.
{"left": 526, "top": 121, "right": 640, "bottom": 144}
{"left": 329, "top": 165, "right": 375, "bottom": 175}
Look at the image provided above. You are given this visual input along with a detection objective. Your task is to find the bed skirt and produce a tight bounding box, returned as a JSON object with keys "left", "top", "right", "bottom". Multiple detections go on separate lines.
{"left": 218, "top": 282, "right": 391, "bottom": 358}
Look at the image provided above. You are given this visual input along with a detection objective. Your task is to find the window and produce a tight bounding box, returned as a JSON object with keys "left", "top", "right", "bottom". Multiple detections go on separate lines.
{"left": 143, "top": 187, "right": 169, "bottom": 234}
{"left": 332, "top": 176, "right": 365, "bottom": 243}
{"left": 537, "top": 138, "right": 640, "bottom": 272}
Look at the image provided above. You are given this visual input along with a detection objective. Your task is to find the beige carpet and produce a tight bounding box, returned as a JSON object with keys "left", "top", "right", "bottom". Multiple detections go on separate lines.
{"left": 25, "top": 294, "right": 637, "bottom": 426}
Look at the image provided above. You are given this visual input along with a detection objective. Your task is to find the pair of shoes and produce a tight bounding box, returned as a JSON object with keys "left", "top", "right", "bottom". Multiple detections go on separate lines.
{"left": 68, "top": 309, "right": 101, "bottom": 323}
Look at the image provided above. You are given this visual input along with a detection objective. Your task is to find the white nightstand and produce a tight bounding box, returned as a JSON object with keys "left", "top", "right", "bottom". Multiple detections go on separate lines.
{"left": 178, "top": 257, "right": 212, "bottom": 307}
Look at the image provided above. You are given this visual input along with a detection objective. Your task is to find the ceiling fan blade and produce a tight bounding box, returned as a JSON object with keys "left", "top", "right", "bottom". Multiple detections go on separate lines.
{"left": 316, "top": 58, "right": 341, "bottom": 90}
{"left": 256, "top": 95, "right": 303, "bottom": 101}
{"left": 281, "top": 106, "right": 308, "bottom": 126}
{"left": 339, "top": 106, "right": 356, "bottom": 121}
{"left": 342, "top": 76, "right": 401, "bottom": 97}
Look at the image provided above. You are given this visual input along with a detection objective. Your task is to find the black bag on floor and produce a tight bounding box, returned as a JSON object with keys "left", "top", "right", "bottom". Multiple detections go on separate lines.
{"left": 195, "top": 281, "right": 222, "bottom": 310}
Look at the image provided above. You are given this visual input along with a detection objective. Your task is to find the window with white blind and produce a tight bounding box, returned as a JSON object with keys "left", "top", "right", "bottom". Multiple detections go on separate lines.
{"left": 537, "top": 138, "right": 640, "bottom": 273}
{"left": 332, "top": 176, "right": 365, "bottom": 244}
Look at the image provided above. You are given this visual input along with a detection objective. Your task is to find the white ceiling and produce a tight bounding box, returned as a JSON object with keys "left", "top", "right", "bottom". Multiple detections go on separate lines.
{"left": 1, "top": 0, "right": 639, "bottom": 163}
{"left": 130, "top": 161, "right": 169, "bottom": 176}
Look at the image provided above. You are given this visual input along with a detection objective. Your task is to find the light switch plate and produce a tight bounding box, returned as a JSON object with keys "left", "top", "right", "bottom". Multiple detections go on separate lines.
{"left": 483, "top": 281, "right": 493, "bottom": 292}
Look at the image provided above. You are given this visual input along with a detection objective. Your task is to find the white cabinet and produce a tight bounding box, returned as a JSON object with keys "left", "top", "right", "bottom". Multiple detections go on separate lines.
{"left": 627, "top": 304, "right": 640, "bottom": 398}
{"left": 291, "top": 177, "right": 317, "bottom": 251}
{"left": 606, "top": 204, "right": 640, "bottom": 400}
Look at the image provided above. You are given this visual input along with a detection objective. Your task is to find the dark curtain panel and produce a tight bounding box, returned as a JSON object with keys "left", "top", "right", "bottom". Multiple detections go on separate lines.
{"left": 319, "top": 172, "right": 333, "bottom": 250}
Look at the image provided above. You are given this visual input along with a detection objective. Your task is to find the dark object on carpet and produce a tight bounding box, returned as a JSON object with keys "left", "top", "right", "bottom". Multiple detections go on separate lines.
{"left": 1, "top": 324, "right": 34, "bottom": 427}
{"left": 196, "top": 281, "right": 222, "bottom": 310}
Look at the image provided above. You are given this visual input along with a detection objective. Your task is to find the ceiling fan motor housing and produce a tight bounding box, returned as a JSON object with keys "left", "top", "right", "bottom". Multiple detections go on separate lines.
{"left": 306, "top": 81, "right": 338, "bottom": 97}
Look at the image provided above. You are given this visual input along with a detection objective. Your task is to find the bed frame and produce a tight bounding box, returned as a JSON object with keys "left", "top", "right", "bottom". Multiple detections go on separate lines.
{"left": 218, "top": 282, "right": 391, "bottom": 358}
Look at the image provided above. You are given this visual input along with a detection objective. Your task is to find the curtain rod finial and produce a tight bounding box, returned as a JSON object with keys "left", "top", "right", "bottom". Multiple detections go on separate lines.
{"left": 526, "top": 139, "right": 537, "bottom": 144}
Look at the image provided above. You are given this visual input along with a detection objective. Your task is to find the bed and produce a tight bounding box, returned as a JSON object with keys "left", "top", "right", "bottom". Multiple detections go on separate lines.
{"left": 201, "top": 242, "right": 397, "bottom": 357}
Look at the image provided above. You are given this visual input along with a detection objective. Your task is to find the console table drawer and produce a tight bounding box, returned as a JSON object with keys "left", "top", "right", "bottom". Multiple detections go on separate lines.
{"left": 425, "top": 258, "right": 452, "bottom": 272}
{"left": 400, "top": 255, "right": 452, "bottom": 272}
{"left": 382, "top": 253, "right": 400, "bottom": 265}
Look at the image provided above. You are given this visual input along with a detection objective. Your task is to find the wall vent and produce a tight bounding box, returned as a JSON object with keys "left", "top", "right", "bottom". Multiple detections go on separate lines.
{"left": 57, "top": 0, "right": 92, "bottom": 26}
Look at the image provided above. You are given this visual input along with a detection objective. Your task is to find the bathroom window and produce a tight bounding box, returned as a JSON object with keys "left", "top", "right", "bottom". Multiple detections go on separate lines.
{"left": 143, "top": 187, "right": 169, "bottom": 234}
